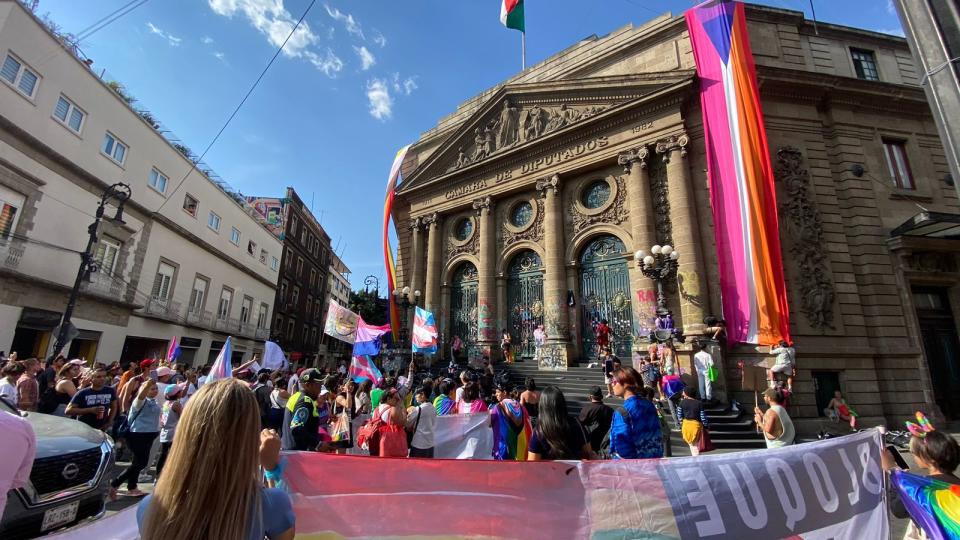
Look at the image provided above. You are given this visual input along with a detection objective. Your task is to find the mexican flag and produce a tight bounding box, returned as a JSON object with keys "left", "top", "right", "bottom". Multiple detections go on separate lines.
{"left": 500, "top": 0, "right": 525, "bottom": 32}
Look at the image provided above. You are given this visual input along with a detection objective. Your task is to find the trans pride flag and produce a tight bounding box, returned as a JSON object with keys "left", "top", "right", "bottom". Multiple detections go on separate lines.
{"left": 349, "top": 355, "right": 384, "bottom": 386}
{"left": 892, "top": 469, "right": 960, "bottom": 540}
{"left": 685, "top": 0, "right": 790, "bottom": 345}
{"left": 412, "top": 306, "right": 438, "bottom": 354}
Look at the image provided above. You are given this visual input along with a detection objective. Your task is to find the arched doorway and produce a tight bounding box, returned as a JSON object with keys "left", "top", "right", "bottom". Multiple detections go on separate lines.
{"left": 449, "top": 262, "right": 479, "bottom": 361}
{"left": 579, "top": 235, "right": 633, "bottom": 359}
{"left": 506, "top": 250, "right": 544, "bottom": 359}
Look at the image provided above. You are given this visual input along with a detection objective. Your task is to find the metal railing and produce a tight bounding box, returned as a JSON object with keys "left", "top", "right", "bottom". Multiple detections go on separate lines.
{"left": 142, "top": 298, "right": 183, "bottom": 321}
{"left": 0, "top": 240, "right": 25, "bottom": 271}
{"left": 82, "top": 271, "right": 126, "bottom": 299}
{"left": 185, "top": 308, "right": 213, "bottom": 329}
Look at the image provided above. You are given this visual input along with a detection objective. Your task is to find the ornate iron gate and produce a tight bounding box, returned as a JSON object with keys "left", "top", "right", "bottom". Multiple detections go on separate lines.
{"left": 579, "top": 235, "right": 634, "bottom": 359}
{"left": 506, "top": 250, "right": 544, "bottom": 359}
{"left": 450, "top": 262, "right": 479, "bottom": 360}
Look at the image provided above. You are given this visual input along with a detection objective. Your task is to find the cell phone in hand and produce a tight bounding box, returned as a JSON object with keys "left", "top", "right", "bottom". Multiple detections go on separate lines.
{"left": 886, "top": 445, "right": 910, "bottom": 470}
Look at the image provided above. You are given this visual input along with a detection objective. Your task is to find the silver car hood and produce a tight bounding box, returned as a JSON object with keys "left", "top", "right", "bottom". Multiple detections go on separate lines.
{"left": 21, "top": 411, "right": 108, "bottom": 458}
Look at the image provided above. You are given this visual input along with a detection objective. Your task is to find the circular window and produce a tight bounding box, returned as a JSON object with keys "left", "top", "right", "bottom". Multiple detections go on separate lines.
{"left": 454, "top": 218, "right": 473, "bottom": 241}
{"left": 510, "top": 202, "right": 533, "bottom": 227}
{"left": 581, "top": 180, "right": 611, "bottom": 209}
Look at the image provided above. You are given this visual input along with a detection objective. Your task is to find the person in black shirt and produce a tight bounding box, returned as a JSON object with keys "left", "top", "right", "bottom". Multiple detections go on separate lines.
{"left": 528, "top": 386, "right": 593, "bottom": 460}
{"left": 251, "top": 369, "right": 273, "bottom": 428}
{"left": 676, "top": 386, "right": 709, "bottom": 456}
{"left": 579, "top": 386, "right": 614, "bottom": 453}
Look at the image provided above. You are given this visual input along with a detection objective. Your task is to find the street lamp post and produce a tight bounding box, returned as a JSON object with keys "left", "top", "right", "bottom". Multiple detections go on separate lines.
{"left": 53, "top": 182, "right": 132, "bottom": 357}
{"left": 634, "top": 244, "right": 684, "bottom": 344}
{"left": 363, "top": 275, "right": 380, "bottom": 296}
{"left": 392, "top": 286, "right": 421, "bottom": 369}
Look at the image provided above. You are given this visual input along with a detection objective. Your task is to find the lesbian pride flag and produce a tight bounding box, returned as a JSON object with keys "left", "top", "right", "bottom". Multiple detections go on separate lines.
{"left": 685, "top": 0, "right": 790, "bottom": 345}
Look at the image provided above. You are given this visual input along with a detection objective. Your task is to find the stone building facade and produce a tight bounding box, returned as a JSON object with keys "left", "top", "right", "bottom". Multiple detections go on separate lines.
{"left": 392, "top": 5, "right": 960, "bottom": 428}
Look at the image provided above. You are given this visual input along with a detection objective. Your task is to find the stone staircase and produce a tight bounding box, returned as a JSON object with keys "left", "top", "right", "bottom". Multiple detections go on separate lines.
{"left": 497, "top": 360, "right": 766, "bottom": 450}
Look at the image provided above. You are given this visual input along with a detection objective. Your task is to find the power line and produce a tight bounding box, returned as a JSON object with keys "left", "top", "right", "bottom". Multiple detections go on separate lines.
{"left": 148, "top": 0, "right": 319, "bottom": 220}
{"left": 75, "top": 0, "right": 150, "bottom": 43}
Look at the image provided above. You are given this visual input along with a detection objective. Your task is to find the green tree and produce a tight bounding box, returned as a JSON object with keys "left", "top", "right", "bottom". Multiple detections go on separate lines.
{"left": 348, "top": 289, "right": 388, "bottom": 326}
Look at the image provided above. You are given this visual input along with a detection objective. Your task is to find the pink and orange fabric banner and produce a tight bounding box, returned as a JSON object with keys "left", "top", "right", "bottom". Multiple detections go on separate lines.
{"left": 685, "top": 0, "right": 790, "bottom": 345}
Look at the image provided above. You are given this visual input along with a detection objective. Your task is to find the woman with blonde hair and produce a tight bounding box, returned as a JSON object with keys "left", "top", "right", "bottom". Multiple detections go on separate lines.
{"left": 137, "top": 378, "right": 295, "bottom": 540}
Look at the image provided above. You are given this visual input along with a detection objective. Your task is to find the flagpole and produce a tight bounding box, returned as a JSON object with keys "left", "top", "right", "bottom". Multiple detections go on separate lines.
{"left": 521, "top": 31, "right": 526, "bottom": 70}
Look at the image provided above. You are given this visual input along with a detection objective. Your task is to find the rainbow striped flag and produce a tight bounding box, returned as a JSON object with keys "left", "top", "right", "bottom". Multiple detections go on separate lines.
{"left": 490, "top": 399, "right": 531, "bottom": 461}
{"left": 383, "top": 145, "right": 411, "bottom": 339}
{"left": 685, "top": 0, "right": 790, "bottom": 345}
{"left": 892, "top": 469, "right": 960, "bottom": 540}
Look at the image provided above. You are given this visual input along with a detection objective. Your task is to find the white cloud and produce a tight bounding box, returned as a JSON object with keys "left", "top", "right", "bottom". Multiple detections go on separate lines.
{"left": 201, "top": 36, "right": 214, "bottom": 45}
{"left": 208, "top": 0, "right": 344, "bottom": 76}
{"left": 305, "top": 48, "right": 344, "bottom": 77}
{"left": 213, "top": 51, "right": 226, "bottom": 61}
{"left": 366, "top": 78, "right": 392, "bottom": 120}
{"left": 391, "top": 73, "right": 418, "bottom": 96}
{"left": 324, "top": 4, "right": 364, "bottom": 39}
{"left": 146, "top": 22, "right": 182, "bottom": 46}
{"left": 354, "top": 45, "right": 375, "bottom": 70}
{"left": 887, "top": 0, "right": 897, "bottom": 16}
{"left": 876, "top": 27, "right": 905, "bottom": 37}
{"left": 372, "top": 30, "right": 386, "bottom": 48}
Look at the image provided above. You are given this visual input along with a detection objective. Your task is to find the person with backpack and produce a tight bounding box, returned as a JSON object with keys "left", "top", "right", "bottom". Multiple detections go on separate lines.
{"left": 406, "top": 386, "right": 437, "bottom": 458}
{"left": 251, "top": 369, "right": 273, "bottom": 429}
{"left": 372, "top": 388, "right": 408, "bottom": 457}
{"left": 608, "top": 367, "right": 663, "bottom": 459}
{"left": 579, "top": 387, "right": 613, "bottom": 454}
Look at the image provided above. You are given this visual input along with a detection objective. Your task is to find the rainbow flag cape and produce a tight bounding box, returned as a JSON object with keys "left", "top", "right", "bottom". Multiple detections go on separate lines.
{"left": 383, "top": 145, "right": 411, "bottom": 339}
{"left": 433, "top": 395, "right": 456, "bottom": 416}
{"left": 892, "top": 469, "right": 960, "bottom": 539}
{"left": 490, "top": 399, "right": 531, "bottom": 461}
{"left": 685, "top": 0, "right": 790, "bottom": 345}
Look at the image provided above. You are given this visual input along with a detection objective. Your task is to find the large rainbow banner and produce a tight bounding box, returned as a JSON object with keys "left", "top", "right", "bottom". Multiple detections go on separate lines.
{"left": 383, "top": 145, "right": 411, "bottom": 338}
{"left": 685, "top": 0, "right": 790, "bottom": 345}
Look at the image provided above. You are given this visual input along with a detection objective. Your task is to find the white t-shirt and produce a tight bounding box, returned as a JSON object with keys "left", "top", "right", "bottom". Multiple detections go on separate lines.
{"left": 0, "top": 378, "right": 18, "bottom": 407}
{"left": 693, "top": 351, "right": 714, "bottom": 374}
{"left": 405, "top": 402, "right": 437, "bottom": 450}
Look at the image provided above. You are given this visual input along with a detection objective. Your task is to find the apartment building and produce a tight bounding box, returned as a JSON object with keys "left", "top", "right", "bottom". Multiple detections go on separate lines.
{"left": 319, "top": 251, "right": 351, "bottom": 369}
{"left": 0, "top": 2, "right": 281, "bottom": 365}
{"left": 259, "top": 187, "right": 332, "bottom": 366}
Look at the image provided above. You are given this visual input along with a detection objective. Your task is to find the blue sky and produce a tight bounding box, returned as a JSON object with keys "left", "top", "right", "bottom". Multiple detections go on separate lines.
{"left": 34, "top": 0, "right": 903, "bottom": 289}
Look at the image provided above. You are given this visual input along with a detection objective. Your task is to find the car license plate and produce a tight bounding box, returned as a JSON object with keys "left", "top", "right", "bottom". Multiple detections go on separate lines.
{"left": 41, "top": 500, "right": 79, "bottom": 532}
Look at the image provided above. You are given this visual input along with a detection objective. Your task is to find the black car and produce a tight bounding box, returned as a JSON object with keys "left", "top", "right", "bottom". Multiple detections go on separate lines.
{"left": 0, "top": 397, "right": 115, "bottom": 539}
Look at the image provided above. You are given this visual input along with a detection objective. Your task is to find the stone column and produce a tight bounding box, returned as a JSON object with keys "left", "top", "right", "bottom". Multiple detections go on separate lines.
{"left": 496, "top": 275, "right": 507, "bottom": 340}
{"left": 440, "top": 284, "right": 450, "bottom": 359}
{"left": 473, "top": 196, "right": 498, "bottom": 357}
{"left": 423, "top": 212, "right": 442, "bottom": 316}
{"left": 656, "top": 133, "right": 706, "bottom": 335}
{"left": 408, "top": 217, "right": 424, "bottom": 304}
{"left": 536, "top": 174, "right": 572, "bottom": 369}
{"left": 619, "top": 147, "right": 659, "bottom": 339}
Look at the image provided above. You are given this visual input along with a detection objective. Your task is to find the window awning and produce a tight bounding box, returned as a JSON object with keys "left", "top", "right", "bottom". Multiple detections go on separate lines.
{"left": 890, "top": 212, "right": 960, "bottom": 239}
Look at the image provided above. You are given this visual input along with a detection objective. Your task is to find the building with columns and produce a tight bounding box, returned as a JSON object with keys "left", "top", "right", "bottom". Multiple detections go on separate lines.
{"left": 392, "top": 4, "right": 960, "bottom": 428}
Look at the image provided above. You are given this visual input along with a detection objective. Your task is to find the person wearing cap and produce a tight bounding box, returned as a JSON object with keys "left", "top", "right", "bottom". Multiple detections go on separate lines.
{"left": 156, "top": 383, "right": 186, "bottom": 478}
{"left": 281, "top": 368, "right": 325, "bottom": 451}
{"left": 579, "top": 387, "right": 614, "bottom": 453}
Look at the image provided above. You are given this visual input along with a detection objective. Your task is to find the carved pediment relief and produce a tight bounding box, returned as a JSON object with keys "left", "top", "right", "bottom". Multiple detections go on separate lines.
{"left": 398, "top": 72, "right": 695, "bottom": 194}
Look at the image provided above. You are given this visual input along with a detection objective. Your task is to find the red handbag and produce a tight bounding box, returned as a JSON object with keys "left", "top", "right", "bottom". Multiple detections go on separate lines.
{"left": 698, "top": 427, "right": 716, "bottom": 453}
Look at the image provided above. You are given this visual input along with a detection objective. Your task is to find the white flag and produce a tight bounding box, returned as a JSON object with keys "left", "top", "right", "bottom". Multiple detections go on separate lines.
{"left": 262, "top": 341, "right": 288, "bottom": 371}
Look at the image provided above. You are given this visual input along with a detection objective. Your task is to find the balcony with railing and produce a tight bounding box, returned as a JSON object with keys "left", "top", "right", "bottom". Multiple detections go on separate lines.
{"left": 185, "top": 307, "right": 213, "bottom": 329}
{"left": 0, "top": 240, "right": 25, "bottom": 272}
{"left": 82, "top": 270, "right": 127, "bottom": 300}
{"left": 141, "top": 298, "right": 183, "bottom": 322}
{"left": 255, "top": 326, "right": 270, "bottom": 340}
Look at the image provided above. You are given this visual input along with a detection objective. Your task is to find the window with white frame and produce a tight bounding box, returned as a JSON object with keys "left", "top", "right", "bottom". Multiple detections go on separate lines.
{"left": 217, "top": 287, "right": 233, "bottom": 320}
{"left": 271, "top": 256, "right": 279, "bottom": 271}
{"left": 883, "top": 139, "right": 915, "bottom": 190}
{"left": 0, "top": 186, "right": 25, "bottom": 240}
{"left": 183, "top": 194, "right": 199, "bottom": 217}
{"left": 257, "top": 303, "right": 268, "bottom": 329}
{"left": 53, "top": 95, "right": 85, "bottom": 133}
{"left": 101, "top": 132, "right": 127, "bottom": 165}
{"left": 93, "top": 236, "right": 121, "bottom": 276}
{"left": 148, "top": 168, "right": 168, "bottom": 194}
{"left": 240, "top": 296, "right": 253, "bottom": 324}
{"left": 151, "top": 261, "right": 176, "bottom": 302}
{"left": 188, "top": 275, "right": 208, "bottom": 314}
{"left": 207, "top": 211, "right": 221, "bottom": 232}
{"left": 230, "top": 227, "right": 240, "bottom": 246}
{"left": 1, "top": 53, "right": 39, "bottom": 98}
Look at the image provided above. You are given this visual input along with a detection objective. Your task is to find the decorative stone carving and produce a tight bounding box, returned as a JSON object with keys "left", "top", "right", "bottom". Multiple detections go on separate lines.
{"left": 472, "top": 195, "right": 492, "bottom": 215}
{"left": 535, "top": 174, "right": 560, "bottom": 196}
{"left": 409, "top": 216, "right": 423, "bottom": 231}
{"left": 649, "top": 153, "right": 673, "bottom": 245}
{"left": 422, "top": 212, "right": 440, "bottom": 227}
{"left": 448, "top": 103, "right": 610, "bottom": 172}
{"left": 569, "top": 176, "right": 629, "bottom": 232}
{"left": 503, "top": 198, "right": 544, "bottom": 247}
{"left": 655, "top": 134, "right": 689, "bottom": 162}
{"left": 617, "top": 146, "right": 650, "bottom": 172}
{"left": 775, "top": 146, "right": 836, "bottom": 331}
{"left": 908, "top": 252, "right": 958, "bottom": 273}
{"left": 447, "top": 226, "right": 479, "bottom": 258}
